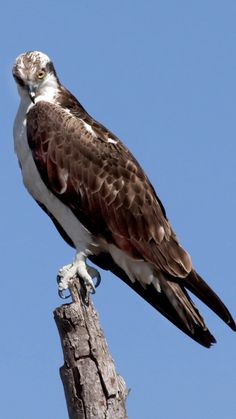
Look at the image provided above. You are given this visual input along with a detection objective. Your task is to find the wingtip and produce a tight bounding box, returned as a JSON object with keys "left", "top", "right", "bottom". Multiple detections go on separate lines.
{"left": 228, "top": 318, "right": 236, "bottom": 332}
{"left": 185, "top": 271, "right": 236, "bottom": 334}
{"left": 191, "top": 327, "right": 217, "bottom": 348}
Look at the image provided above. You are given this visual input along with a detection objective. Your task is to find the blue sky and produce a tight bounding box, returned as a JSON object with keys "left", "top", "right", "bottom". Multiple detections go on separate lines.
{"left": 1, "top": 1, "right": 236, "bottom": 418}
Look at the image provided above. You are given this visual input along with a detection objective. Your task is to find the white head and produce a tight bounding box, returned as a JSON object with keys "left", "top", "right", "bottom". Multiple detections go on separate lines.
{"left": 12, "top": 51, "right": 60, "bottom": 103}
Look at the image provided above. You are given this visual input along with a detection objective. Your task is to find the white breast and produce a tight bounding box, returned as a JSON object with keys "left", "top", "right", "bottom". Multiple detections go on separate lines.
{"left": 13, "top": 97, "right": 94, "bottom": 252}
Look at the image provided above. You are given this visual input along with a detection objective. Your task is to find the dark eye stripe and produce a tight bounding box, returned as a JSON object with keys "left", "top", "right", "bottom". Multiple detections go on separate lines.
{"left": 13, "top": 74, "right": 25, "bottom": 87}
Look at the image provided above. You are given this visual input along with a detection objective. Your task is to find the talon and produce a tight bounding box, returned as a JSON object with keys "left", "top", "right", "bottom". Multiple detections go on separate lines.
{"left": 87, "top": 266, "right": 101, "bottom": 289}
{"left": 56, "top": 253, "right": 102, "bottom": 300}
{"left": 95, "top": 272, "right": 101, "bottom": 288}
{"left": 56, "top": 264, "right": 75, "bottom": 299}
{"left": 58, "top": 288, "right": 71, "bottom": 299}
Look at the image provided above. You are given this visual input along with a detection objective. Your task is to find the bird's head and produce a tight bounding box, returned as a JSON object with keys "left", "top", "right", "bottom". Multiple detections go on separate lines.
{"left": 12, "top": 51, "right": 59, "bottom": 103}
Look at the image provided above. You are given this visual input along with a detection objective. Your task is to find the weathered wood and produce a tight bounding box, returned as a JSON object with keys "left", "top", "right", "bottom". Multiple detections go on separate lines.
{"left": 54, "top": 281, "right": 128, "bottom": 419}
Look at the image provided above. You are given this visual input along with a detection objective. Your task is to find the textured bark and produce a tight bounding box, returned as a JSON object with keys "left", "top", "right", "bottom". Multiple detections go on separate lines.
{"left": 54, "top": 281, "right": 128, "bottom": 419}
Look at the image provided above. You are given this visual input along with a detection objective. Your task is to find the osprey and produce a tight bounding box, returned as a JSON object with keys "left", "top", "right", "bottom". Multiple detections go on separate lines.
{"left": 13, "top": 51, "right": 235, "bottom": 347}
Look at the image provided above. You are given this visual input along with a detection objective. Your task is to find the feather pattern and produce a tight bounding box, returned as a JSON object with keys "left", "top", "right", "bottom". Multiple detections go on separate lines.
{"left": 12, "top": 51, "right": 235, "bottom": 348}
{"left": 27, "top": 97, "right": 191, "bottom": 278}
{"left": 26, "top": 92, "right": 236, "bottom": 347}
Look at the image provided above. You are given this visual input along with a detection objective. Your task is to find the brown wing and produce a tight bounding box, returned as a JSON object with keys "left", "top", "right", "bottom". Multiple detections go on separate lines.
{"left": 27, "top": 99, "right": 235, "bottom": 346}
{"left": 27, "top": 100, "right": 191, "bottom": 278}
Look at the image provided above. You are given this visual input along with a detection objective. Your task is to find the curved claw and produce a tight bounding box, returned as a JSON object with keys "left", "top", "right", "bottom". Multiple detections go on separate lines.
{"left": 94, "top": 271, "right": 101, "bottom": 288}
{"left": 58, "top": 288, "right": 71, "bottom": 299}
{"left": 56, "top": 262, "right": 102, "bottom": 300}
{"left": 87, "top": 266, "right": 101, "bottom": 291}
{"left": 57, "top": 273, "right": 72, "bottom": 299}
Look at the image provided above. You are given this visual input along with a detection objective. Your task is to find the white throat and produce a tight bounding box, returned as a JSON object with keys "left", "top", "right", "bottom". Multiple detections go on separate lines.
{"left": 35, "top": 73, "right": 59, "bottom": 103}
{"left": 17, "top": 73, "right": 59, "bottom": 105}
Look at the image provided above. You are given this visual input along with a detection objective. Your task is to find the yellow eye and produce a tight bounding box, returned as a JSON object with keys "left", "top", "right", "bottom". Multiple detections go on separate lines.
{"left": 37, "top": 70, "right": 46, "bottom": 79}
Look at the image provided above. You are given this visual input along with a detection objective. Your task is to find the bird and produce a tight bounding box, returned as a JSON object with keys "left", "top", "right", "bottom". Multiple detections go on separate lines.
{"left": 12, "top": 50, "right": 235, "bottom": 348}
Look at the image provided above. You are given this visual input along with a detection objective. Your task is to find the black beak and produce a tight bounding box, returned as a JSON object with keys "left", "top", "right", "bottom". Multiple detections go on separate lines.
{"left": 28, "top": 85, "right": 36, "bottom": 103}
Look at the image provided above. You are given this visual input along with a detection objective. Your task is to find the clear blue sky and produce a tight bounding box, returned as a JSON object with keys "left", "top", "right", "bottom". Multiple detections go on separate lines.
{"left": 1, "top": 1, "right": 236, "bottom": 418}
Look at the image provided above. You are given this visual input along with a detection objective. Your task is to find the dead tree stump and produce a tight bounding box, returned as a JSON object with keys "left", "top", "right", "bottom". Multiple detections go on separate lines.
{"left": 54, "top": 281, "right": 128, "bottom": 419}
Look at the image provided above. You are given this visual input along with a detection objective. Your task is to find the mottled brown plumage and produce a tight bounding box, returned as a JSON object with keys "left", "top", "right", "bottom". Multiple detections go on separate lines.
{"left": 26, "top": 92, "right": 236, "bottom": 347}
{"left": 27, "top": 98, "right": 191, "bottom": 277}
{"left": 13, "top": 51, "right": 235, "bottom": 348}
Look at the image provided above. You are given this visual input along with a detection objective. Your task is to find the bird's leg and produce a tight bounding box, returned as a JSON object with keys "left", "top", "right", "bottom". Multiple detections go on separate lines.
{"left": 57, "top": 250, "right": 101, "bottom": 300}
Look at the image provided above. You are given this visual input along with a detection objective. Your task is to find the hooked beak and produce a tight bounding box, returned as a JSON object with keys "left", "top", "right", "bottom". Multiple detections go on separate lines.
{"left": 27, "top": 85, "right": 36, "bottom": 103}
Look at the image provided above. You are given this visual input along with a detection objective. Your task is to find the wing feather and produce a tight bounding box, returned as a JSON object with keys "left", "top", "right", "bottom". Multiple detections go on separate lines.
{"left": 27, "top": 100, "right": 191, "bottom": 277}
{"left": 26, "top": 97, "right": 235, "bottom": 343}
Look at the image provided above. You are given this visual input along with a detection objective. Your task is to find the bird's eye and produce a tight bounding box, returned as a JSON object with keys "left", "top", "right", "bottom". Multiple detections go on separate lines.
{"left": 37, "top": 70, "right": 46, "bottom": 79}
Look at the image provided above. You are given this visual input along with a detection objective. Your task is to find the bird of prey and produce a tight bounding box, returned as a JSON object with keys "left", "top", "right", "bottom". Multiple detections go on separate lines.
{"left": 13, "top": 51, "right": 235, "bottom": 348}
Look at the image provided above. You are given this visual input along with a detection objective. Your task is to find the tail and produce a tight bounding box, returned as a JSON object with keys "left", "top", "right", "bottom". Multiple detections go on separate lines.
{"left": 182, "top": 270, "right": 236, "bottom": 332}
{"left": 89, "top": 252, "right": 235, "bottom": 348}
{"left": 157, "top": 276, "right": 216, "bottom": 347}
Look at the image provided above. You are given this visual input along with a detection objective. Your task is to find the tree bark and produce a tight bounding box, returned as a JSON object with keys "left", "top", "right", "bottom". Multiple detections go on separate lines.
{"left": 54, "top": 281, "right": 128, "bottom": 419}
